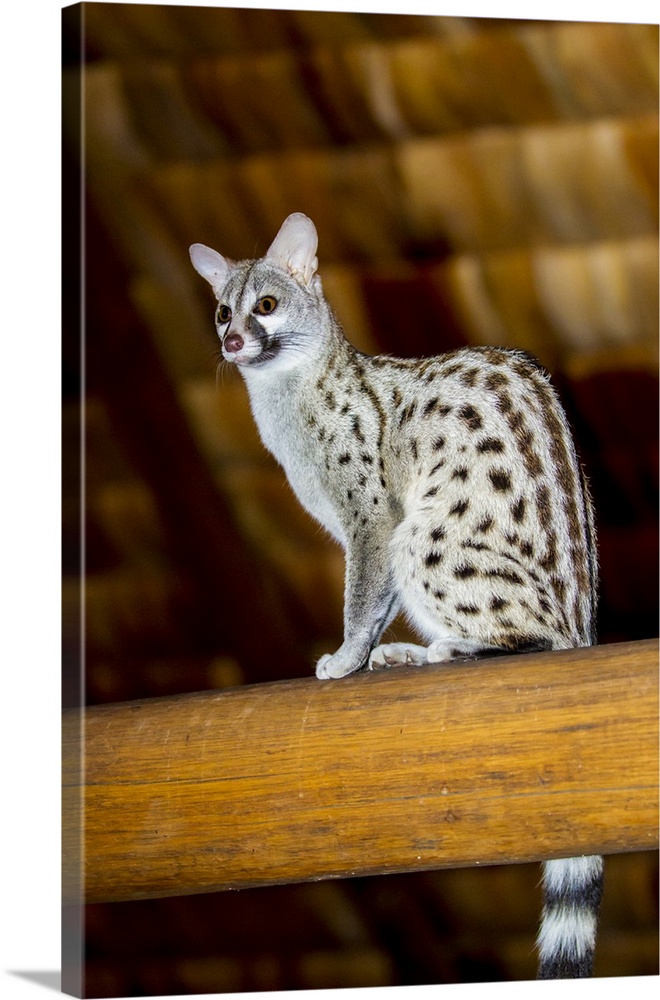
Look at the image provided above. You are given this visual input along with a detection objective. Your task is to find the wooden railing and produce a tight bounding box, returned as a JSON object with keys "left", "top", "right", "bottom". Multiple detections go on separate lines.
{"left": 63, "top": 639, "right": 658, "bottom": 905}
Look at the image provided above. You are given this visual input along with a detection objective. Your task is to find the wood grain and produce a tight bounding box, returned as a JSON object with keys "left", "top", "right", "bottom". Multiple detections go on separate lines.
{"left": 63, "top": 639, "right": 658, "bottom": 904}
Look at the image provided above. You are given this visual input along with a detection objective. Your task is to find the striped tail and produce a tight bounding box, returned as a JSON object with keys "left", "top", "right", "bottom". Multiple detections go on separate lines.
{"left": 537, "top": 855, "right": 604, "bottom": 978}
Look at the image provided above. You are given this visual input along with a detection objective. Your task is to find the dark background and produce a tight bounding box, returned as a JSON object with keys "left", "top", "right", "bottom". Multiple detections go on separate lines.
{"left": 63, "top": 3, "right": 658, "bottom": 995}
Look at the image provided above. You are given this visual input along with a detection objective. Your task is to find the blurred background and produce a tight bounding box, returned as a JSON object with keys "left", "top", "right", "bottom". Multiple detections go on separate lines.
{"left": 62, "top": 3, "right": 658, "bottom": 995}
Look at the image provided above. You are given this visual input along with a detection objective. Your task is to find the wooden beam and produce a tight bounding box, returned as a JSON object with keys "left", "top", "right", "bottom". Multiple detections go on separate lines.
{"left": 63, "top": 639, "right": 658, "bottom": 905}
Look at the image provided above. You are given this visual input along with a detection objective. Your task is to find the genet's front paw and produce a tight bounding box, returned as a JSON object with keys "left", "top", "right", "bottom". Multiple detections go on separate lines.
{"left": 368, "top": 642, "right": 429, "bottom": 670}
{"left": 315, "top": 648, "right": 364, "bottom": 680}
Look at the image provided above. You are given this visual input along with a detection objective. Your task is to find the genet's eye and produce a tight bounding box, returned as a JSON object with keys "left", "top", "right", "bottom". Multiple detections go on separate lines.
{"left": 217, "top": 304, "right": 232, "bottom": 325}
{"left": 256, "top": 296, "right": 278, "bottom": 316}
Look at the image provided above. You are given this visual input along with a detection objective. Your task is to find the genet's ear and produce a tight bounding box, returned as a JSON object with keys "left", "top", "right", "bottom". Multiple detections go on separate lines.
{"left": 266, "top": 213, "right": 318, "bottom": 286}
{"left": 189, "top": 244, "right": 232, "bottom": 296}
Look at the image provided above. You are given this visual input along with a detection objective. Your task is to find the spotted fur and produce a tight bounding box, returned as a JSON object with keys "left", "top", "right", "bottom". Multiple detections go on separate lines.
{"left": 190, "top": 213, "right": 601, "bottom": 980}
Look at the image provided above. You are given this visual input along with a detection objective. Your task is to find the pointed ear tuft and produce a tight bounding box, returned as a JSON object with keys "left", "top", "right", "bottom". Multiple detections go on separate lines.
{"left": 189, "top": 244, "right": 232, "bottom": 296}
{"left": 266, "top": 213, "right": 318, "bottom": 286}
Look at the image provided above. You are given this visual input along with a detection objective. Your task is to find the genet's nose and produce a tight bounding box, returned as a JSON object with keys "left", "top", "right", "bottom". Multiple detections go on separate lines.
{"left": 224, "top": 332, "right": 244, "bottom": 353}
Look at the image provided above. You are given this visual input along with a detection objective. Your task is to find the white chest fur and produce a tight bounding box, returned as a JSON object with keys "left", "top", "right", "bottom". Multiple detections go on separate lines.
{"left": 244, "top": 368, "right": 345, "bottom": 543}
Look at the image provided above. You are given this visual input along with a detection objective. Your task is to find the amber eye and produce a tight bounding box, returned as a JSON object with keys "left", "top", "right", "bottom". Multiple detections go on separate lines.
{"left": 256, "top": 296, "right": 278, "bottom": 316}
{"left": 217, "top": 304, "right": 232, "bottom": 325}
